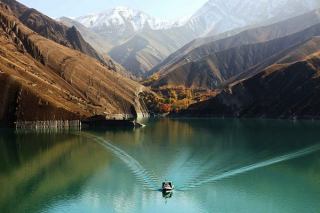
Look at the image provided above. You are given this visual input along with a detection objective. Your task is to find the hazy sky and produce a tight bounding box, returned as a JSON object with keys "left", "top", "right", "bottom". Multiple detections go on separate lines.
{"left": 19, "top": 0, "right": 207, "bottom": 19}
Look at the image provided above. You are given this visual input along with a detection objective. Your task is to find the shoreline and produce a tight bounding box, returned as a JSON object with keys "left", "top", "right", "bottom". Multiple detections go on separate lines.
{"left": 10, "top": 114, "right": 320, "bottom": 130}
{"left": 13, "top": 115, "right": 144, "bottom": 130}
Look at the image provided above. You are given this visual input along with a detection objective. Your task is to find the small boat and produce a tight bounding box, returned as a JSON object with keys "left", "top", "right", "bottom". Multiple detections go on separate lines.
{"left": 162, "top": 181, "right": 174, "bottom": 192}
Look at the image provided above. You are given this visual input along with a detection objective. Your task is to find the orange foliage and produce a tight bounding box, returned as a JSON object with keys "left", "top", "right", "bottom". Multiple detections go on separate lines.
{"left": 160, "top": 104, "right": 172, "bottom": 113}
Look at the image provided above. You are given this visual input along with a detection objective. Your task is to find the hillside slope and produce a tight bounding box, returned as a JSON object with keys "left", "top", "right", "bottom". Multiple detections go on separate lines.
{"left": 180, "top": 37, "right": 320, "bottom": 119}
{"left": 58, "top": 17, "right": 133, "bottom": 78}
{"left": 149, "top": 9, "right": 320, "bottom": 78}
{"left": 147, "top": 21, "right": 320, "bottom": 89}
{"left": 108, "top": 27, "right": 197, "bottom": 78}
{"left": 0, "top": 0, "right": 112, "bottom": 66}
{"left": 58, "top": 16, "right": 113, "bottom": 54}
{"left": 0, "top": 3, "right": 149, "bottom": 127}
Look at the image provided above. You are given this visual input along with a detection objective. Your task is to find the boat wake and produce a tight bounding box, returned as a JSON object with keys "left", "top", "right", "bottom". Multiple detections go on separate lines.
{"left": 180, "top": 144, "right": 320, "bottom": 191}
{"left": 80, "top": 133, "right": 159, "bottom": 191}
{"left": 163, "top": 150, "right": 234, "bottom": 190}
{"left": 78, "top": 132, "right": 320, "bottom": 192}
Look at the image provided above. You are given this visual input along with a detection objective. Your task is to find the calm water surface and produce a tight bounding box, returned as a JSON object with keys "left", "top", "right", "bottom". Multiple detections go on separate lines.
{"left": 1, "top": 118, "right": 320, "bottom": 213}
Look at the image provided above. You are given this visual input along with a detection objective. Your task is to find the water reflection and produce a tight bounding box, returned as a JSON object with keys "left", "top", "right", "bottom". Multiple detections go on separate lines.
{"left": 98, "top": 119, "right": 320, "bottom": 189}
{"left": 0, "top": 130, "right": 111, "bottom": 213}
{"left": 0, "top": 118, "right": 320, "bottom": 213}
{"left": 162, "top": 191, "right": 173, "bottom": 199}
{"left": 81, "top": 132, "right": 159, "bottom": 190}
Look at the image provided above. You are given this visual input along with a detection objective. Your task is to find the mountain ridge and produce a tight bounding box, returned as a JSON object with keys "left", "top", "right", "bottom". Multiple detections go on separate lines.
{"left": 0, "top": 2, "right": 150, "bottom": 127}
{"left": 0, "top": 0, "right": 109, "bottom": 65}
{"left": 149, "top": 8, "right": 320, "bottom": 77}
{"left": 76, "top": 6, "right": 187, "bottom": 31}
{"left": 179, "top": 37, "right": 320, "bottom": 119}
{"left": 146, "top": 9, "right": 320, "bottom": 89}
{"left": 68, "top": 0, "right": 320, "bottom": 78}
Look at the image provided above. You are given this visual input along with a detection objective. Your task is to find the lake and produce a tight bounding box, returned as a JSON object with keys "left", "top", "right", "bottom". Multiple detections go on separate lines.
{"left": 1, "top": 118, "right": 320, "bottom": 213}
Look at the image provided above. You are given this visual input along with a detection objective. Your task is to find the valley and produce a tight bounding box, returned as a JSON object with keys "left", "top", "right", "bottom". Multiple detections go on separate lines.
{"left": 1, "top": 0, "right": 320, "bottom": 126}
{"left": 1, "top": 1, "right": 320, "bottom": 213}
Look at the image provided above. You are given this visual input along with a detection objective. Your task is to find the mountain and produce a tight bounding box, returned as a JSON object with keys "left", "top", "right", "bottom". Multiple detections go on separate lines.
{"left": 74, "top": 7, "right": 192, "bottom": 78}
{"left": 57, "top": 17, "right": 132, "bottom": 78}
{"left": 73, "top": 0, "right": 320, "bottom": 78}
{"left": 146, "top": 9, "right": 320, "bottom": 89}
{"left": 149, "top": 9, "right": 320, "bottom": 77}
{"left": 0, "top": 2, "right": 149, "bottom": 127}
{"left": 58, "top": 16, "right": 113, "bottom": 54}
{"left": 75, "top": 7, "right": 186, "bottom": 46}
{"left": 108, "top": 35, "right": 167, "bottom": 78}
{"left": 2, "top": 0, "right": 132, "bottom": 77}
{"left": 108, "top": 27, "right": 196, "bottom": 78}
{"left": 180, "top": 37, "right": 320, "bottom": 119}
{"left": 0, "top": 0, "right": 112, "bottom": 66}
{"left": 186, "top": 0, "right": 320, "bottom": 37}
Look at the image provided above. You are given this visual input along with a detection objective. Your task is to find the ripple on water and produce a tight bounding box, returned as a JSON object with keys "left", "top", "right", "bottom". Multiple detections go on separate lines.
{"left": 82, "top": 133, "right": 320, "bottom": 193}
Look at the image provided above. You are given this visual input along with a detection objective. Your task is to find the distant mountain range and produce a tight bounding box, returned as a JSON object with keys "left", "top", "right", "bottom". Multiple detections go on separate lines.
{"left": 190, "top": 0, "right": 320, "bottom": 36}
{"left": 65, "top": 7, "right": 196, "bottom": 77}
{"left": 76, "top": 7, "right": 187, "bottom": 34}
{"left": 146, "top": 9, "right": 320, "bottom": 89}
{"left": 63, "top": 0, "right": 320, "bottom": 78}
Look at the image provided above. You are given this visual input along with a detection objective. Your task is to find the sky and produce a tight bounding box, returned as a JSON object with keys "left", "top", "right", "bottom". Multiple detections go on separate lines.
{"left": 19, "top": 0, "right": 208, "bottom": 20}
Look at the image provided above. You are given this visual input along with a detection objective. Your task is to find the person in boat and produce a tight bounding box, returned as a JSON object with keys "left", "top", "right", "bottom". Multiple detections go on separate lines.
{"left": 163, "top": 182, "right": 172, "bottom": 190}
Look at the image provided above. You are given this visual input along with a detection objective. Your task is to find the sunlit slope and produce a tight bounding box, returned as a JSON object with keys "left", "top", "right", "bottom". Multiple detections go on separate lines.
{"left": 0, "top": 0, "right": 113, "bottom": 66}
{"left": 0, "top": 3, "right": 149, "bottom": 126}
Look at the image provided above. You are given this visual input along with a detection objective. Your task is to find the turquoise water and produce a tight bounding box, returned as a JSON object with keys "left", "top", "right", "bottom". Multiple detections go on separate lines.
{"left": 1, "top": 119, "right": 320, "bottom": 213}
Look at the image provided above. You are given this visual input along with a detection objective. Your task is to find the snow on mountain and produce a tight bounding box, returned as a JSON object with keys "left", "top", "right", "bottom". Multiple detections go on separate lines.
{"left": 187, "top": 0, "right": 320, "bottom": 36}
{"left": 70, "top": 0, "right": 320, "bottom": 78}
{"left": 74, "top": 0, "right": 320, "bottom": 38}
{"left": 75, "top": 7, "right": 186, "bottom": 31}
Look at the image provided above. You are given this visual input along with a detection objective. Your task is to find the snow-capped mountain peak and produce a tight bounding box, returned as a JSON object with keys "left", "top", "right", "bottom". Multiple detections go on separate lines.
{"left": 75, "top": 7, "right": 184, "bottom": 31}
{"left": 72, "top": 0, "right": 320, "bottom": 47}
